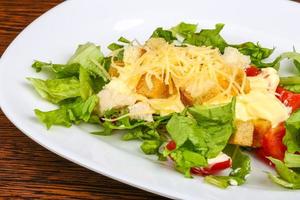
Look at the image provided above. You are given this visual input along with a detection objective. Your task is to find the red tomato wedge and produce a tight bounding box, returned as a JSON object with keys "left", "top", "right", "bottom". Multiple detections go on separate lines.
{"left": 245, "top": 66, "right": 261, "bottom": 77}
{"left": 256, "top": 123, "right": 286, "bottom": 162}
{"left": 276, "top": 86, "right": 300, "bottom": 112}
{"left": 166, "top": 140, "right": 176, "bottom": 151}
{"left": 191, "top": 157, "right": 232, "bottom": 176}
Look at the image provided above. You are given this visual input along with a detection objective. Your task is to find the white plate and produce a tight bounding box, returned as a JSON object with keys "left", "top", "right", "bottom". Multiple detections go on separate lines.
{"left": 1, "top": 0, "right": 300, "bottom": 199}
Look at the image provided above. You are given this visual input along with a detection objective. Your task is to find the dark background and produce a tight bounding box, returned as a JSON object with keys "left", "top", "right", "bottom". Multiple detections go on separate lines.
{"left": 1, "top": 0, "right": 299, "bottom": 199}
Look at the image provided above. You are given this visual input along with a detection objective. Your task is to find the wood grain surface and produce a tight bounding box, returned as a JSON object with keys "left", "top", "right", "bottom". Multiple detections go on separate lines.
{"left": 0, "top": 1, "right": 168, "bottom": 199}
{"left": 1, "top": 1, "right": 300, "bottom": 200}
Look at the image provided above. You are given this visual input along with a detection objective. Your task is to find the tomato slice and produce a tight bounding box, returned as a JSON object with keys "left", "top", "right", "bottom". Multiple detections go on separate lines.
{"left": 255, "top": 147, "right": 273, "bottom": 166}
{"left": 245, "top": 66, "right": 261, "bottom": 77}
{"left": 166, "top": 140, "right": 176, "bottom": 151}
{"left": 191, "top": 158, "right": 232, "bottom": 176}
{"left": 256, "top": 123, "right": 286, "bottom": 161}
{"left": 276, "top": 86, "right": 300, "bottom": 112}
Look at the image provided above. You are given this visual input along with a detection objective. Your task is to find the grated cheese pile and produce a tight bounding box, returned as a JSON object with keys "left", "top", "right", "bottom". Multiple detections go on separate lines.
{"left": 111, "top": 38, "right": 248, "bottom": 103}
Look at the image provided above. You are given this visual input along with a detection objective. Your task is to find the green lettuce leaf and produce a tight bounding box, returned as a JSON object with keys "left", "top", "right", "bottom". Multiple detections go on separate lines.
{"left": 268, "top": 174, "right": 300, "bottom": 189}
{"left": 35, "top": 107, "right": 72, "bottom": 129}
{"left": 165, "top": 114, "right": 207, "bottom": 154}
{"left": 170, "top": 148, "right": 207, "bottom": 177}
{"left": 283, "top": 85, "right": 300, "bottom": 93}
{"left": 267, "top": 157, "right": 300, "bottom": 189}
{"left": 184, "top": 23, "right": 227, "bottom": 52}
{"left": 166, "top": 99, "right": 235, "bottom": 159}
{"left": 90, "top": 76, "right": 106, "bottom": 94}
{"left": 32, "top": 43, "right": 111, "bottom": 82}
{"left": 122, "top": 128, "right": 160, "bottom": 141}
{"left": 166, "top": 114, "right": 196, "bottom": 147}
{"left": 35, "top": 95, "right": 98, "bottom": 129}
{"left": 118, "top": 36, "right": 130, "bottom": 44}
{"left": 265, "top": 51, "right": 300, "bottom": 71}
{"left": 66, "top": 95, "right": 98, "bottom": 122}
{"left": 284, "top": 152, "right": 300, "bottom": 168}
{"left": 280, "top": 76, "right": 300, "bottom": 93}
{"left": 99, "top": 56, "right": 112, "bottom": 71}
{"left": 32, "top": 60, "right": 52, "bottom": 72}
{"left": 107, "top": 43, "right": 124, "bottom": 51}
{"left": 67, "top": 42, "right": 110, "bottom": 82}
{"left": 171, "top": 22, "right": 197, "bottom": 37}
{"left": 269, "top": 157, "right": 300, "bottom": 183}
{"left": 79, "top": 67, "right": 93, "bottom": 100}
{"left": 164, "top": 100, "right": 235, "bottom": 179}
{"left": 278, "top": 52, "right": 300, "bottom": 72}
{"left": 204, "top": 176, "right": 237, "bottom": 189}
{"left": 32, "top": 61, "right": 80, "bottom": 78}
{"left": 188, "top": 99, "right": 235, "bottom": 158}
{"left": 93, "top": 121, "right": 137, "bottom": 135}
{"left": 204, "top": 145, "right": 251, "bottom": 188}
{"left": 92, "top": 108, "right": 171, "bottom": 136}
{"left": 140, "top": 140, "right": 162, "bottom": 155}
{"left": 280, "top": 76, "right": 300, "bottom": 86}
{"left": 284, "top": 109, "right": 300, "bottom": 153}
{"left": 27, "top": 77, "right": 81, "bottom": 104}
{"left": 225, "top": 145, "right": 251, "bottom": 181}
{"left": 231, "top": 42, "right": 274, "bottom": 67}
{"left": 188, "top": 99, "right": 235, "bottom": 126}
{"left": 151, "top": 27, "right": 177, "bottom": 43}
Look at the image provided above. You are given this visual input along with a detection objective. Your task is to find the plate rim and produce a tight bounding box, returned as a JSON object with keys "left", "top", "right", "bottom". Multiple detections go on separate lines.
{"left": 1, "top": 0, "right": 300, "bottom": 199}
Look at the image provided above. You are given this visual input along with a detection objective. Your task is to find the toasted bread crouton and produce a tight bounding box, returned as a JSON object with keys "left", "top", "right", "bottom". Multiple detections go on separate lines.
{"left": 180, "top": 88, "right": 194, "bottom": 106}
{"left": 136, "top": 74, "right": 175, "bottom": 99}
{"left": 108, "top": 67, "right": 119, "bottom": 77}
{"left": 217, "top": 67, "right": 250, "bottom": 95}
{"left": 108, "top": 61, "right": 124, "bottom": 77}
{"left": 229, "top": 120, "right": 254, "bottom": 147}
{"left": 180, "top": 82, "right": 222, "bottom": 105}
{"left": 252, "top": 119, "right": 271, "bottom": 147}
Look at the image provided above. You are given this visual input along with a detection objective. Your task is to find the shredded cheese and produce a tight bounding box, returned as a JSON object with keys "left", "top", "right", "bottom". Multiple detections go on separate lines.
{"left": 112, "top": 38, "right": 248, "bottom": 106}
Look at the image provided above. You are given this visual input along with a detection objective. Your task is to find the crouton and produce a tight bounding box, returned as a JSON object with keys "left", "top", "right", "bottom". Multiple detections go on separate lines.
{"left": 180, "top": 89, "right": 194, "bottom": 106}
{"left": 229, "top": 120, "right": 254, "bottom": 147}
{"left": 108, "top": 67, "right": 119, "bottom": 77}
{"left": 180, "top": 82, "right": 221, "bottom": 105}
{"left": 108, "top": 61, "right": 124, "bottom": 77}
{"left": 252, "top": 119, "right": 271, "bottom": 147}
{"left": 136, "top": 74, "right": 174, "bottom": 99}
{"left": 217, "top": 67, "right": 250, "bottom": 95}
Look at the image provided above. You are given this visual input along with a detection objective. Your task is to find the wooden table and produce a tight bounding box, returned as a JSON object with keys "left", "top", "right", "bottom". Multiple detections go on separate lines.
{"left": 2, "top": 1, "right": 300, "bottom": 199}
{"left": 0, "top": 1, "right": 168, "bottom": 199}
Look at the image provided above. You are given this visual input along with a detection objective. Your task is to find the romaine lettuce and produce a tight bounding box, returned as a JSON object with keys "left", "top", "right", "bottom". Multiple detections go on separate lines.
{"left": 151, "top": 27, "right": 177, "bottom": 43}
{"left": 284, "top": 152, "right": 300, "bottom": 168}
{"left": 284, "top": 109, "right": 300, "bottom": 153}
{"left": 35, "top": 95, "right": 98, "bottom": 129}
{"left": 27, "top": 77, "right": 81, "bottom": 104}
{"left": 184, "top": 23, "right": 227, "bottom": 52}
{"left": 67, "top": 42, "right": 110, "bottom": 81}
{"left": 171, "top": 22, "right": 197, "bottom": 37}
{"left": 204, "top": 145, "right": 251, "bottom": 188}
{"left": 267, "top": 157, "right": 300, "bottom": 189}
{"left": 188, "top": 99, "right": 235, "bottom": 158}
